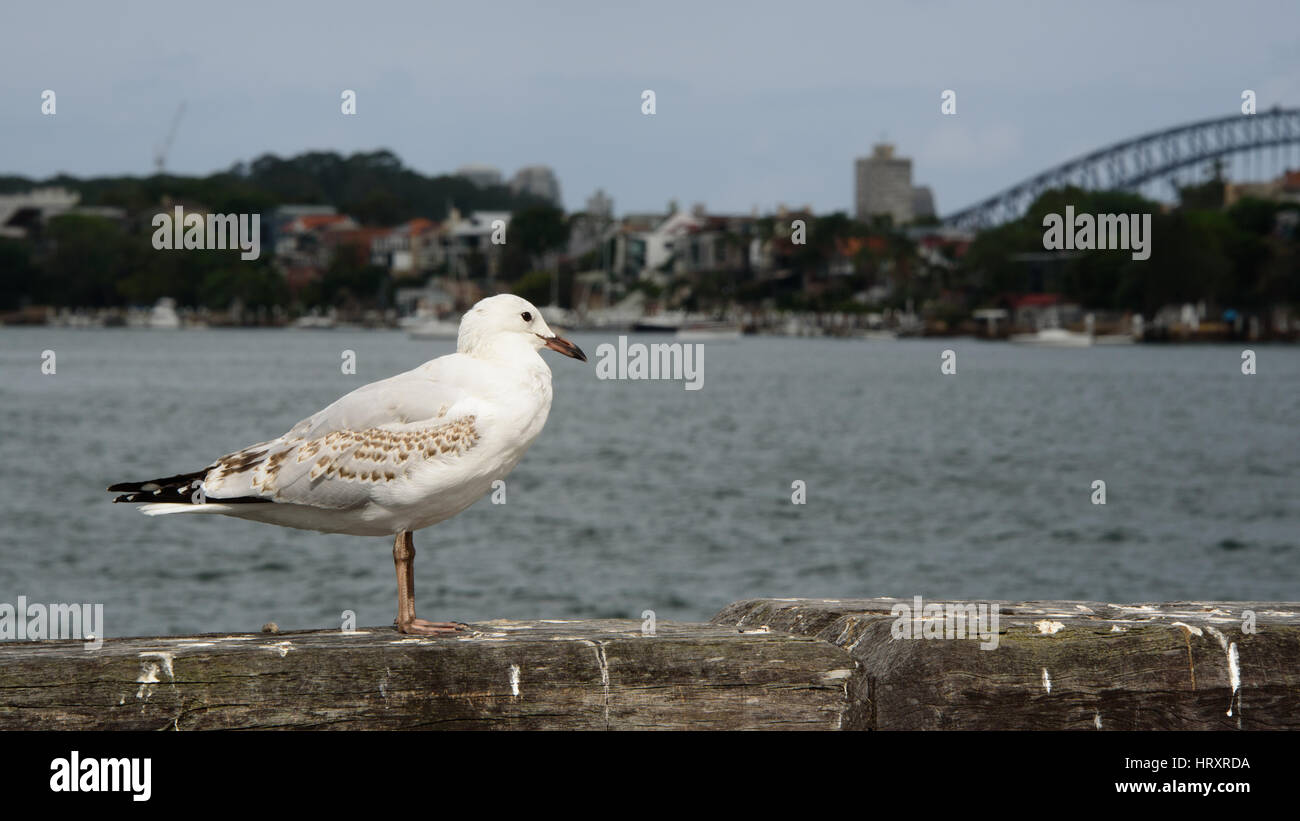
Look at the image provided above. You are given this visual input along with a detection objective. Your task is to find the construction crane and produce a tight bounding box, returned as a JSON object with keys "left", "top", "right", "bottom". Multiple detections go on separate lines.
{"left": 153, "top": 102, "right": 187, "bottom": 175}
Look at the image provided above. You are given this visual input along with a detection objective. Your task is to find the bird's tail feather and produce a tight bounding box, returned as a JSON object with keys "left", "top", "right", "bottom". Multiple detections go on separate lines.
{"left": 139, "top": 503, "right": 236, "bottom": 516}
{"left": 108, "top": 468, "right": 268, "bottom": 506}
{"left": 108, "top": 469, "right": 209, "bottom": 504}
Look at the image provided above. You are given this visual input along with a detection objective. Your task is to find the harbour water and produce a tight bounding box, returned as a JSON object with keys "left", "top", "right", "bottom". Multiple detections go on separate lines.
{"left": 1, "top": 328, "right": 1297, "bottom": 638}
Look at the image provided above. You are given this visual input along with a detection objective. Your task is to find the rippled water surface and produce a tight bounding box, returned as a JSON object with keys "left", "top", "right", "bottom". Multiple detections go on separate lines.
{"left": 2, "top": 328, "right": 1297, "bottom": 637}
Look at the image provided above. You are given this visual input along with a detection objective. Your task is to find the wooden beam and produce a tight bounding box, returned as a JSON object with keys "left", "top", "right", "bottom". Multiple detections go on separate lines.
{"left": 3, "top": 599, "right": 1295, "bottom": 729}
{"left": 0, "top": 618, "right": 851, "bottom": 730}
{"left": 713, "top": 598, "right": 1300, "bottom": 730}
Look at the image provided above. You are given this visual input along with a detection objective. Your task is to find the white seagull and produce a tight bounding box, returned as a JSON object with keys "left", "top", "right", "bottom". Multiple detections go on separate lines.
{"left": 108, "top": 294, "right": 587, "bottom": 634}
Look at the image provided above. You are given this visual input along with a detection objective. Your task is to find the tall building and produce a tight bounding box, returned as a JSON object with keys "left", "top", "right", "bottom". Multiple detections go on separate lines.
{"left": 586, "top": 188, "right": 613, "bottom": 220}
{"left": 456, "top": 164, "right": 503, "bottom": 188}
{"left": 855, "top": 144, "right": 913, "bottom": 225}
{"left": 911, "top": 186, "right": 936, "bottom": 220}
{"left": 510, "top": 165, "right": 563, "bottom": 207}
{"left": 568, "top": 189, "right": 615, "bottom": 260}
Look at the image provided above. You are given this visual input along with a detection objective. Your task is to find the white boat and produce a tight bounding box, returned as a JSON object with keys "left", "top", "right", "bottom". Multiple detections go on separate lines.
{"left": 407, "top": 317, "right": 461, "bottom": 340}
{"left": 1009, "top": 328, "right": 1093, "bottom": 347}
{"left": 538, "top": 304, "right": 577, "bottom": 327}
{"left": 291, "top": 312, "right": 336, "bottom": 330}
{"left": 675, "top": 321, "right": 742, "bottom": 342}
{"left": 148, "top": 298, "right": 181, "bottom": 329}
{"left": 858, "top": 329, "right": 899, "bottom": 341}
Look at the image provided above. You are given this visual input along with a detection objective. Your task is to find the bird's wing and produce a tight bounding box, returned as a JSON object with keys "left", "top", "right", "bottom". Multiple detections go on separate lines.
{"left": 202, "top": 355, "right": 488, "bottom": 509}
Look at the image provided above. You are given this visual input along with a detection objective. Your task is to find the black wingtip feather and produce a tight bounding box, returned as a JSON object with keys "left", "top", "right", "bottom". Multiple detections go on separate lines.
{"left": 107, "top": 469, "right": 208, "bottom": 504}
{"left": 108, "top": 468, "right": 271, "bottom": 506}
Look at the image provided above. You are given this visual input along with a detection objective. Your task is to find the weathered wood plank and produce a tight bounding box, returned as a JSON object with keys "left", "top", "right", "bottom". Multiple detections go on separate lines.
{"left": 711, "top": 599, "right": 1300, "bottom": 730}
{"left": 0, "top": 619, "right": 853, "bottom": 730}
{"left": 5, "top": 599, "right": 1294, "bottom": 730}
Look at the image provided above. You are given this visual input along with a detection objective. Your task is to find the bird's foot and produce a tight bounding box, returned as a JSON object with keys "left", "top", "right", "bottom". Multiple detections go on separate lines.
{"left": 396, "top": 617, "right": 468, "bottom": 635}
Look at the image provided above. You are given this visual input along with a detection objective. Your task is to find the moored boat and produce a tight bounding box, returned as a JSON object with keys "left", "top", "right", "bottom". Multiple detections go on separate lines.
{"left": 407, "top": 318, "right": 461, "bottom": 340}
{"left": 1008, "top": 328, "right": 1093, "bottom": 347}
{"left": 675, "top": 321, "right": 742, "bottom": 342}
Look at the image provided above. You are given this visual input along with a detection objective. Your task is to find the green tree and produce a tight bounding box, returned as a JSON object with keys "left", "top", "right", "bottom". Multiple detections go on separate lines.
{"left": 42, "top": 215, "right": 136, "bottom": 306}
{"left": 508, "top": 206, "right": 570, "bottom": 271}
{"left": 317, "top": 252, "right": 389, "bottom": 308}
{"left": 0, "top": 238, "right": 35, "bottom": 310}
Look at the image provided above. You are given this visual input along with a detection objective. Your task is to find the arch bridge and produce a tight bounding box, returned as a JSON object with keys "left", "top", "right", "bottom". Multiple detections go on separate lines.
{"left": 942, "top": 107, "right": 1300, "bottom": 230}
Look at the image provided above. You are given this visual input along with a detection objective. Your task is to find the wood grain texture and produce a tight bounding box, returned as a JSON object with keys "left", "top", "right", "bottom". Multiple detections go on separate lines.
{"left": 0, "top": 618, "right": 853, "bottom": 730}
{"left": 711, "top": 598, "right": 1300, "bottom": 730}
{"left": 4, "top": 599, "right": 1294, "bottom": 730}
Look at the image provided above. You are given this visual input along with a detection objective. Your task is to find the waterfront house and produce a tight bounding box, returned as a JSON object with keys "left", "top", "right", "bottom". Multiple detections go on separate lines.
{"left": 371, "top": 218, "right": 442, "bottom": 279}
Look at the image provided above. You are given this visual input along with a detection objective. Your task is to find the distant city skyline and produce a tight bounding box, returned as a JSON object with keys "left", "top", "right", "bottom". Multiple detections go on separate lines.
{"left": 2, "top": 1, "right": 1298, "bottom": 217}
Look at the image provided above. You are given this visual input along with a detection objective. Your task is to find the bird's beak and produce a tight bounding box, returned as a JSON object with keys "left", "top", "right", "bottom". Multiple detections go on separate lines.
{"left": 540, "top": 334, "right": 587, "bottom": 362}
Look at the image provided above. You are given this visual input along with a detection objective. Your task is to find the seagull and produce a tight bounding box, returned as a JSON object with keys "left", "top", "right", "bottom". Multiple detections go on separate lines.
{"left": 108, "top": 294, "right": 587, "bottom": 635}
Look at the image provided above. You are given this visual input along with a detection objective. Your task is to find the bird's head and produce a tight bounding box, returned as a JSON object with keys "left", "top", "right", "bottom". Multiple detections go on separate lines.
{"left": 457, "top": 294, "right": 586, "bottom": 363}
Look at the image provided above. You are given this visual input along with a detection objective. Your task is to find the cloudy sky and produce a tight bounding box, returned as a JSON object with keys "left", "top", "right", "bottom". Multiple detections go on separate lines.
{"left": 2, "top": 1, "right": 1297, "bottom": 216}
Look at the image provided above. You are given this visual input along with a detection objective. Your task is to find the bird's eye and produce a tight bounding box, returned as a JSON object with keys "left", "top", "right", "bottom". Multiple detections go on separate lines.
{"left": 521, "top": 311, "right": 533, "bottom": 322}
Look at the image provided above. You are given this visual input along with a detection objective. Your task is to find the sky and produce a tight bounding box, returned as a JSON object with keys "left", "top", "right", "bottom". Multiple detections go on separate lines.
{"left": 2, "top": 0, "right": 1297, "bottom": 217}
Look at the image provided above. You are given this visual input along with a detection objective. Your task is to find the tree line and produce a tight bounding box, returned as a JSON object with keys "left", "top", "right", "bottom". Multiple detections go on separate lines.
{"left": 1, "top": 151, "right": 1295, "bottom": 316}
{"left": 0, "top": 150, "right": 557, "bottom": 311}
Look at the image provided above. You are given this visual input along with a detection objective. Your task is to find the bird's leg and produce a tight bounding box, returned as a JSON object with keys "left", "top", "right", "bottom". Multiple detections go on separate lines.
{"left": 392, "top": 530, "right": 466, "bottom": 635}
